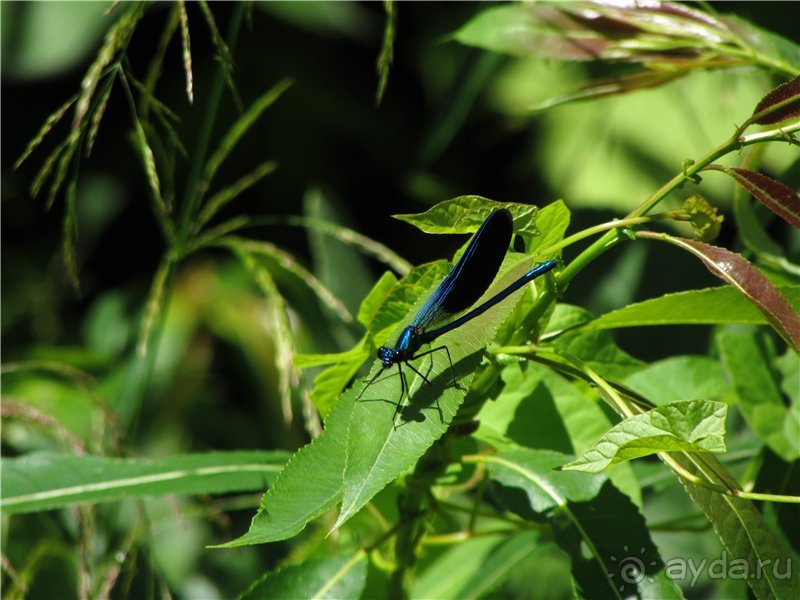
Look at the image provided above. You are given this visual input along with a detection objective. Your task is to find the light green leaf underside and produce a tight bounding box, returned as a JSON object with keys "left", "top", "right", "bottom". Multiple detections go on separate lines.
{"left": 1, "top": 450, "right": 289, "bottom": 514}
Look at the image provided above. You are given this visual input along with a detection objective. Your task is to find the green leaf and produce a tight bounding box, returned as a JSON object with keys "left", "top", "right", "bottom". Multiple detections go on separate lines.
{"left": 238, "top": 554, "right": 367, "bottom": 600}
{"left": 452, "top": 531, "right": 542, "bottom": 599}
{"left": 477, "top": 362, "right": 642, "bottom": 506}
{"left": 411, "top": 534, "right": 508, "bottom": 599}
{"left": 718, "top": 330, "right": 800, "bottom": 461}
{"left": 357, "top": 271, "right": 398, "bottom": 328}
{"left": 476, "top": 363, "right": 573, "bottom": 453}
{"left": 551, "top": 307, "right": 646, "bottom": 380}
{"left": 218, "top": 391, "right": 355, "bottom": 546}
{"left": 0, "top": 451, "right": 289, "bottom": 515}
{"left": 549, "top": 481, "right": 681, "bottom": 600}
{"left": 486, "top": 448, "right": 606, "bottom": 515}
{"left": 583, "top": 285, "right": 800, "bottom": 331}
{"left": 334, "top": 257, "right": 548, "bottom": 530}
{"left": 561, "top": 401, "right": 727, "bottom": 473}
{"left": 675, "top": 453, "right": 800, "bottom": 599}
{"left": 487, "top": 451, "right": 679, "bottom": 599}
{"left": 308, "top": 354, "right": 367, "bottom": 418}
{"left": 394, "top": 197, "right": 540, "bottom": 239}
{"left": 624, "top": 356, "right": 732, "bottom": 405}
{"left": 527, "top": 199, "right": 571, "bottom": 255}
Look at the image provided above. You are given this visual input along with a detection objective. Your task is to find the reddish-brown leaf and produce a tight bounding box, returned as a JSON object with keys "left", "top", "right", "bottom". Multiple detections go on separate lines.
{"left": 706, "top": 165, "right": 800, "bottom": 230}
{"left": 680, "top": 239, "right": 800, "bottom": 350}
{"left": 751, "top": 75, "right": 800, "bottom": 125}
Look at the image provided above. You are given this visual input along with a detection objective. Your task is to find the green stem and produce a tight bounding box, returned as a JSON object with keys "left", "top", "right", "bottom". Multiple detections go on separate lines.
{"left": 176, "top": 3, "right": 245, "bottom": 251}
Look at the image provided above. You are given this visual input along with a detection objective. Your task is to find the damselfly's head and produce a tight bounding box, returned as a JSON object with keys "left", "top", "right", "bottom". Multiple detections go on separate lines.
{"left": 377, "top": 346, "right": 396, "bottom": 368}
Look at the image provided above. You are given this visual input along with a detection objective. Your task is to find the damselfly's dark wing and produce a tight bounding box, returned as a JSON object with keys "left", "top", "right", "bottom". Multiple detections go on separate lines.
{"left": 412, "top": 209, "right": 513, "bottom": 330}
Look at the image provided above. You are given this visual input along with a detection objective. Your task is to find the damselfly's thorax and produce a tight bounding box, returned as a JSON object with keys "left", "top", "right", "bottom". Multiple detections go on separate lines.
{"left": 377, "top": 325, "right": 425, "bottom": 367}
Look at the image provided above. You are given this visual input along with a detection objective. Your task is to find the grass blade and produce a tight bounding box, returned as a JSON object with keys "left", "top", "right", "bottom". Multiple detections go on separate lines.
{"left": 196, "top": 160, "right": 277, "bottom": 229}
{"left": 178, "top": 0, "right": 193, "bottom": 104}
{"left": 200, "top": 78, "right": 292, "bottom": 196}
{"left": 14, "top": 93, "right": 79, "bottom": 169}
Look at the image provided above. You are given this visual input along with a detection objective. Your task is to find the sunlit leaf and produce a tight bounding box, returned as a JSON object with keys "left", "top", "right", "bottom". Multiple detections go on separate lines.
{"left": 561, "top": 401, "right": 727, "bottom": 473}
{"left": 394, "top": 197, "right": 540, "bottom": 239}
{"left": 1, "top": 451, "right": 289, "bottom": 514}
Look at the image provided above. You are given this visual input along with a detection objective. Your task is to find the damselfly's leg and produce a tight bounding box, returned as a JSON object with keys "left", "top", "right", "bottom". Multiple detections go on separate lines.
{"left": 357, "top": 365, "right": 388, "bottom": 401}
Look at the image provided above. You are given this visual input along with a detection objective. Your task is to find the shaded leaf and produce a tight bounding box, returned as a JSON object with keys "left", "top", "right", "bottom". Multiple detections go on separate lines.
{"left": 751, "top": 74, "right": 800, "bottom": 124}
{"left": 674, "top": 453, "right": 800, "bottom": 599}
{"left": 485, "top": 450, "right": 680, "bottom": 599}
{"left": 561, "top": 401, "right": 727, "bottom": 473}
{"left": 0, "top": 451, "right": 289, "bottom": 515}
{"left": 239, "top": 554, "right": 367, "bottom": 600}
{"left": 549, "top": 480, "right": 681, "bottom": 600}
{"left": 624, "top": 356, "right": 731, "bottom": 406}
{"left": 706, "top": 165, "right": 800, "bottom": 230}
{"left": 486, "top": 448, "right": 606, "bottom": 515}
